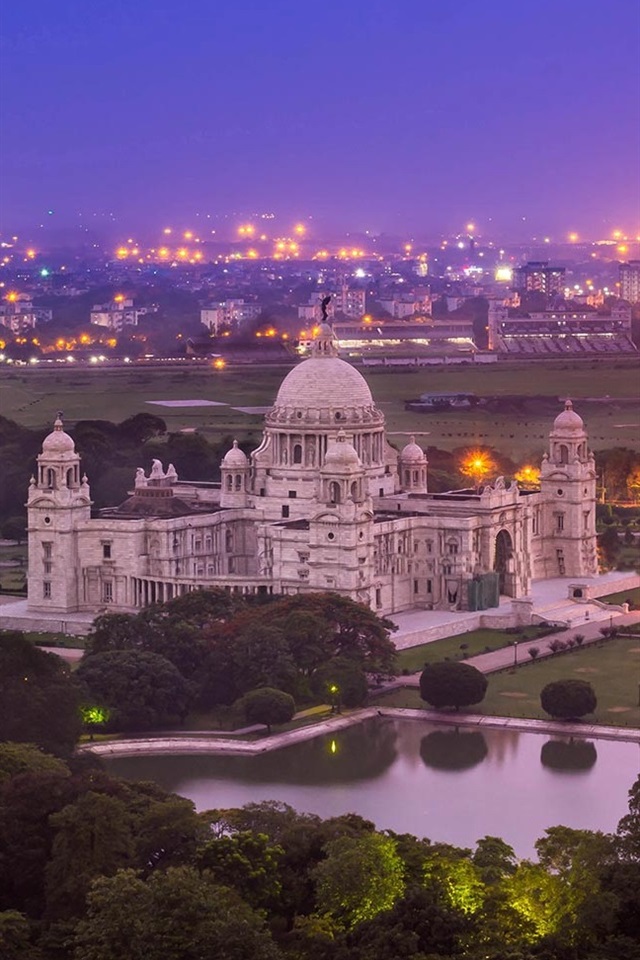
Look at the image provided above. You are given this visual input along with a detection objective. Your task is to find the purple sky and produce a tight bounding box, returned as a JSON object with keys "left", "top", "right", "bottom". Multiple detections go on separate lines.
{"left": 1, "top": 0, "right": 639, "bottom": 239}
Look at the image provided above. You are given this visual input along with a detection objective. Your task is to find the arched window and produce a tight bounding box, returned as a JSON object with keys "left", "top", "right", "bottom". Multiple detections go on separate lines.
{"left": 46, "top": 468, "right": 56, "bottom": 489}
{"left": 66, "top": 468, "right": 74, "bottom": 487}
{"left": 225, "top": 530, "right": 233, "bottom": 553}
{"left": 329, "top": 481, "right": 341, "bottom": 504}
{"left": 350, "top": 481, "right": 359, "bottom": 500}
{"left": 234, "top": 475, "right": 242, "bottom": 491}
{"left": 226, "top": 475, "right": 233, "bottom": 490}
{"left": 558, "top": 444, "right": 569, "bottom": 464}
{"left": 293, "top": 443, "right": 302, "bottom": 464}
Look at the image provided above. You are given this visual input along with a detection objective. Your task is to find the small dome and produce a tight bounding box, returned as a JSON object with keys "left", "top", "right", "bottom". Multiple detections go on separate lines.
{"left": 221, "top": 439, "right": 248, "bottom": 467}
{"left": 323, "top": 432, "right": 361, "bottom": 469}
{"left": 400, "top": 436, "right": 425, "bottom": 461}
{"left": 553, "top": 400, "right": 584, "bottom": 434}
{"left": 42, "top": 417, "right": 75, "bottom": 454}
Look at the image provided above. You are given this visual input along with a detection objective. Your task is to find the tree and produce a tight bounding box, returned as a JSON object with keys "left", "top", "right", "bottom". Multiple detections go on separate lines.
{"left": 419, "top": 661, "right": 488, "bottom": 710}
{"left": 312, "top": 832, "right": 405, "bottom": 930}
{"left": 540, "top": 679, "right": 597, "bottom": 720}
{"left": 1, "top": 516, "right": 27, "bottom": 543}
{"left": 310, "top": 656, "right": 369, "bottom": 708}
{"left": 195, "top": 831, "right": 283, "bottom": 910}
{"left": 76, "top": 650, "right": 192, "bottom": 731}
{"left": 44, "top": 791, "right": 135, "bottom": 920}
{"left": 617, "top": 773, "right": 640, "bottom": 862}
{"left": 73, "top": 866, "right": 282, "bottom": 960}
{"left": 0, "top": 743, "right": 69, "bottom": 784}
{"left": 473, "top": 836, "right": 517, "bottom": 884}
{"left": 117, "top": 412, "right": 166, "bottom": 445}
{"left": 238, "top": 688, "right": 295, "bottom": 734}
{"left": 0, "top": 631, "right": 82, "bottom": 754}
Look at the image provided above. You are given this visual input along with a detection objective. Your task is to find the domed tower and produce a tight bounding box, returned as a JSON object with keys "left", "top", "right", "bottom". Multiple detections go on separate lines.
{"left": 399, "top": 436, "right": 428, "bottom": 494}
{"left": 220, "top": 440, "right": 249, "bottom": 508}
{"left": 538, "top": 400, "right": 597, "bottom": 577}
{"left": 27, "top": 416, "right": 92, "bottom": 612}
{"left": 251, "top": 321, "right": 398, "bottom": 519}
{"left": 309, "top": 431, "right": 374, "bottom": 599}
{"left": 320, "top": 431, "right": 367, "bottom": 506}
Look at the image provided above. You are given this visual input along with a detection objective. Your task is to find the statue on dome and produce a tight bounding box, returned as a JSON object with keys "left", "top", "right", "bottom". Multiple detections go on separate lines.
{"left": 321, "top": 295, "right": 331, "bottom": 321}
{"left": 150, "top": 459, "right": 164, "bottom": 480}
{"left": 135, "top": 467, "right": 147, "bottom": 488}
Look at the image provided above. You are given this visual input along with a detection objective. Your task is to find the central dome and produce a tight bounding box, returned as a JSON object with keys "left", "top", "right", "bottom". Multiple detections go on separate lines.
{"left": 273, "top": 356, "right": 374, "bottom": 412}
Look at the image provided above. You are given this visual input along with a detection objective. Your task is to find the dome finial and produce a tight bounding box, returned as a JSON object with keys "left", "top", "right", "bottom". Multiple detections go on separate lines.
{"left": 564, "top": 399, "right": 573, "bottom": 411}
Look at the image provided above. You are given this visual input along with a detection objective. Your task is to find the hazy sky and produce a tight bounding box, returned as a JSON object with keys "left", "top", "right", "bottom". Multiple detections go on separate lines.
{"left": 1, "top": 0, "right": 639, "bottom": 238}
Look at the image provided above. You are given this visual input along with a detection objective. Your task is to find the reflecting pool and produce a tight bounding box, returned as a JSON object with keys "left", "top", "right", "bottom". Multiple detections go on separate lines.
{"left": 106, "top": 719, "right": 639, "bottom": 857}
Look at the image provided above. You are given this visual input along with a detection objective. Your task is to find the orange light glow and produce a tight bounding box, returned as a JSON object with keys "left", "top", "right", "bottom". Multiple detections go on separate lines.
{"left": 6, "top": 292, "right": 18, "bottom": 302}
{"left": 113, "top": 294, "right": 125, "bottom": 303}
{"left": 514, "top": 465, "right": 541, "bottom": 487}
{"left": 26, "top": 249, "right": 36, "bottom": 258}
{"left": 459, "top": 449, "right": 497, "bottom": 485}
{"left": 116, "top": 247, "right": 129, "bottom": 258}
{"left": 293, "top": 223, "right": 306, "bottom": 236}
{"left": 213, "top": 358, "right": 226, "bottom": 369}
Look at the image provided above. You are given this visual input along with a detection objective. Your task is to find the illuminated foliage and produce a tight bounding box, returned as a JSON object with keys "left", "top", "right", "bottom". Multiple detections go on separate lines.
{"left": 514, "top": 464, "right": 541, "bottom": 488}
{"left": 459, "top": 448, "right": 498, "bottom": 486}
{"left": 79, "top": 705, "right": 110, "bottom": 728}
{"left": 313, "top": 833, "right": 405, "bottom": 929}
{"left": 422, "top": 850, "right": 485, "bottom": 916}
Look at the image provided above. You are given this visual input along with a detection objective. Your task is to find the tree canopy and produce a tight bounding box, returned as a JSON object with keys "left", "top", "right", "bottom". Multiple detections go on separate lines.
{"left": 540, "top": 679, "right": 597, "bottom": 720}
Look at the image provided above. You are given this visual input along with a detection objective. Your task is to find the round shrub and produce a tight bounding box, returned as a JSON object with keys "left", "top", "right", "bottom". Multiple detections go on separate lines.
{"left": 419, "top": 661, "right": 488, "bottom": 710}
{"left": 540, "top": 679, "right": 597, "bottom": 720}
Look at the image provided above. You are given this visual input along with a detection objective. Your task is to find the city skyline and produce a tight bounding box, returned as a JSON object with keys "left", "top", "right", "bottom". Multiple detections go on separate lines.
{"left": 1, "top": 0, "right": 639, "bottom": 239}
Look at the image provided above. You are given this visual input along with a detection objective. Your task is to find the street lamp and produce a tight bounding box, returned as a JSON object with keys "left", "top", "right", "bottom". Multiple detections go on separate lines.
{"left": 513, "top": 640, "right": 519, "bottom": 668}
{"left": 329, "top": 683, "right": 341, "bottom": 714}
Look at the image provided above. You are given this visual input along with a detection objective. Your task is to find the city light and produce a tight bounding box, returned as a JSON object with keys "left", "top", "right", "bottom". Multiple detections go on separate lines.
{"left": 293, "top": 223, "right": 306, "bottom": 236}
{"left": 213, "top": 358, "right": 226, "bottom": 370}
{"left": 568, "top": 232, "right": 579, "bottom": 242}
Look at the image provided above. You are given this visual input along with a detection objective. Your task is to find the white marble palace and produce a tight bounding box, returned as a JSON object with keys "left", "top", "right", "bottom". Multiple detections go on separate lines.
{"left": 26, "top": 323, "right": 598, "bottom": 617}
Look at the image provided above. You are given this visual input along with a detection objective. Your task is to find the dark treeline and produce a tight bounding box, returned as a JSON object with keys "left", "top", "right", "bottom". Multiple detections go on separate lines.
{"left": 0, "top": 743, "right": 639, "bottom": 959}
{"left": 1, "top": 620, "right": 640, "bottom": 958}
{"left": 2, "top": 412, "right": 639, "bottom": 541}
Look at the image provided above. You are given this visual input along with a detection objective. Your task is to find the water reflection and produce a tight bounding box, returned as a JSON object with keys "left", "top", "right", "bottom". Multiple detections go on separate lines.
{"left": 420, "top": 729, "right": 488, "bottom": 771}
{"left": 540, "top": 738, "right": 598, "bottom": 773}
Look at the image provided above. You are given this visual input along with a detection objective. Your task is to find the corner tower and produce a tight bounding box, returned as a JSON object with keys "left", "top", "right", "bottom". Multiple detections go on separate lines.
{"left": 538, "top": 401, "right": 598, "bottom": 577}
{"left": 27, "top": 417, "right": 91, "bottom": 612}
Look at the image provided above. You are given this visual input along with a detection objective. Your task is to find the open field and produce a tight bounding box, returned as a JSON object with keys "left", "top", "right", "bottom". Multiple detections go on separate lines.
{"left": 0, "top": 543, "right": 27, "bottom": 594}
{"left": 374, "top": 636, "right": 640, "bottom": 728}
{"left": 601, "top": 586, "right": 640, "bottom": 607}
{"left": 1, "top": 357, "right": 639, "bottom": 458}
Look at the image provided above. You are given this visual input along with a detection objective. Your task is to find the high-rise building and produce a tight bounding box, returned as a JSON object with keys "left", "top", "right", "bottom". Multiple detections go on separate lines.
{"left": 619, "top": 260, "right": 640, "bottom": 303}
{"left": 513, "top": 261, "right": 565, "bottom": 296}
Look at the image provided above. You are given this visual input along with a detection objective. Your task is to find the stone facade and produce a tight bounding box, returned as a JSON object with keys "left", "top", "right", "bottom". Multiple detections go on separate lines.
{"left": 27, "top": 327, "right": 599, "bottom": 618}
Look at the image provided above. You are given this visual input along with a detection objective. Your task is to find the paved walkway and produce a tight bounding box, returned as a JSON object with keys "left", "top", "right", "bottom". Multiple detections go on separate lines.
{"left": 395, "top": 611, "right": 640, "bottom": 686}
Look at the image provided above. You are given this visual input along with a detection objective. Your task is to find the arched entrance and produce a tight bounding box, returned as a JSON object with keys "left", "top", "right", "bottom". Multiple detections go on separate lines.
{"left": 494, "top": 529, "right": 514, "bottom": 596}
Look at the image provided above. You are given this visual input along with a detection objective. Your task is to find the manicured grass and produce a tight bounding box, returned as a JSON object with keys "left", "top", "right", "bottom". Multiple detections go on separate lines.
{"left": 600, "top": 586, "right": 640, "bottom": 608}
{"left": 0, "top": 542, "right": 27, "bottom": 594}
{"left": 395, "top": 626, "right": 553, "bottom": 673}
{"left": 2, "top": 359, "right": 639, "bottom": 458}
{"left": 375, "top": 637, "right": 640, "bottom": 728}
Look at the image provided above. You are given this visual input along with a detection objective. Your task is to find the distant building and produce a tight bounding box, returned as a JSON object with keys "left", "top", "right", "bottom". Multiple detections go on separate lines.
{"left": 513, "top": 261, "right": 566, "bottom": 297}
{"left": 90, "top": 298, "right": 155, "bottom": 332}
{"left": 619, "top": 260, "right": 640, "bottom": 303}
{"left": 488, "top": 302, "right": 635, "bottom": 355}
{"left": 379, "top": 292, "right": 432, "bottom": 318}
{"left": 201, "top": 299, "right": 261, "bottom": 334}
{"left": 298, "top": 285, "right": 365, "bottom": 322}
{"left": 0, "top": 295, "right": 52, "bottom": 333}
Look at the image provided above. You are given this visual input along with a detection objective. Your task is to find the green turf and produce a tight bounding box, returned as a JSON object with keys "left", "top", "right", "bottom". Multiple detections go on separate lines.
{"left": 395, "top": 626, "right": 551, "bottom": 673}
{"left": 2, "top": 358, "right": 639, "bottom": 458}
{"left": 375, "top": 637, "right": 640, "bottom": 728}
{"left": 600, "top": 587, "right": 640, "bottom": 607}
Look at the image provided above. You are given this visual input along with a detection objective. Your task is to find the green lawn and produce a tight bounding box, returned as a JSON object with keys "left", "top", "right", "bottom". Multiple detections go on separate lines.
{"left": 600, "top": 586, "right": 640, "bottom": 608}
{"left": 2, "top": 358, "right": 639, "bottom": 458}
{"left": 0, "top": 542, "right": 27, "bottom": 594}
{"left": 375, "top": 637, "right": 640, "bottom": 728}
{"left": 395, "top": 626, "right": 553, "bottom": 673}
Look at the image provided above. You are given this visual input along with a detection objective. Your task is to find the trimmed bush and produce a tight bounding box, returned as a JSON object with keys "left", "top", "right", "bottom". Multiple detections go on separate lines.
{"left": 419, "top": 661, "right": 488, "bottom": 711}
{"left": 540, "top": 679, "right": 597, "bottom": 720}
{"left": 238, "top": 687, "right": 295, "bottom": 734}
